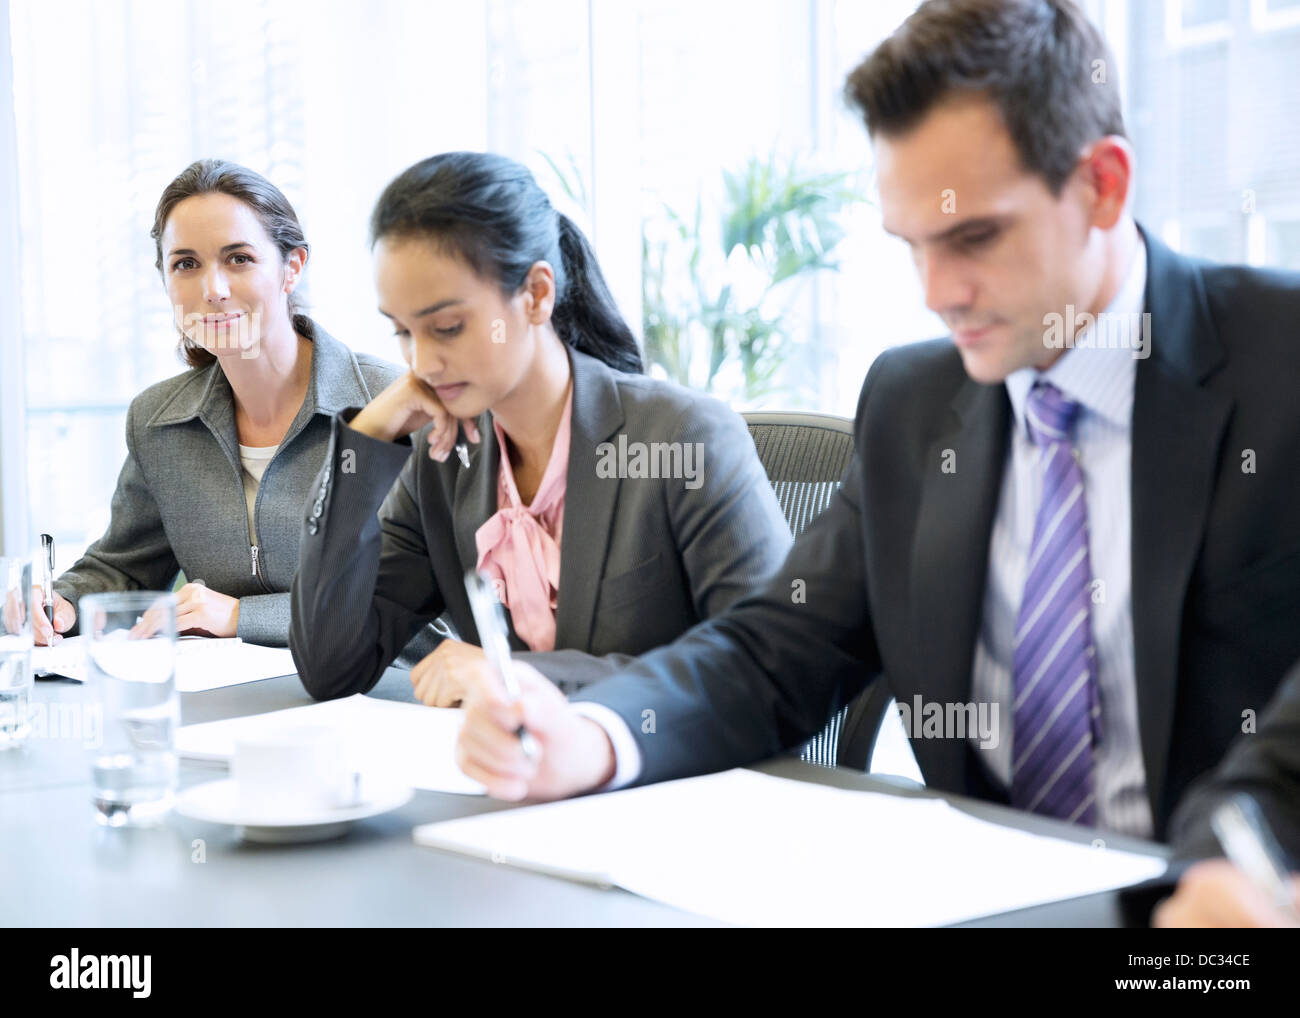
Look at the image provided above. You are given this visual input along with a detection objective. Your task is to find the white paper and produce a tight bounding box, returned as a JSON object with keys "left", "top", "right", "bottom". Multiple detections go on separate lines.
{"left": 30, "top": 636, "right": 87, "bottom": 681}
{"left": 176, "top": 694, "right": 485, "bottom": 796}
{"left": 414, "top": 769, "right": 1167, "bottom": 926}
{"left": 32, "top": 635, "right": 297, "bottom": 692}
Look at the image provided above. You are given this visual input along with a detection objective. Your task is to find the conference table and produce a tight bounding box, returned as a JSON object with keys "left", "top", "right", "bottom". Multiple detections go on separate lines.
{"left": 1, "top": 667, "right": 1170, "bottom": 927}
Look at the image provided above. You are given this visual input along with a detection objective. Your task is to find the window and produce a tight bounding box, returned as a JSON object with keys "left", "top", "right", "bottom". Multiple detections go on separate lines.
{"left": 1251, "top": 0, "right": 1300, "bottom": 32}
{"left": 1164, "top": 0, "right": 1233, "bottom": 48}
{"left": 5, "top": 0, "right": 1298, "bottom": 569}
{"left": 7, "top": 0, "right": 492, "bottom": 569}
{"left": 7, "top": 0, "right": 937, "bottom": 570}
{"left": 1266, "top": 216, "right": 1300, "bottom": 267}
{"left": 1125, "top": 0, "right": 1300, "bottom": 266}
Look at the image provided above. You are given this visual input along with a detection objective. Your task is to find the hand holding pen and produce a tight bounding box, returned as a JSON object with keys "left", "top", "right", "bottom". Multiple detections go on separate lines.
{"left": 31, "top": 534, "right": 75, "bottom": 646}
{"left": 464, "top": 569, "right": 539, "bottom": 760}
{"left": 1154, "top": 793, "right": 1300, "bottom": 927}
{"left": 1210, "top": 793, "right": 1300, "bottom": 923}
{"left": 454, "top": 569, "right": 619, "bottom": 801}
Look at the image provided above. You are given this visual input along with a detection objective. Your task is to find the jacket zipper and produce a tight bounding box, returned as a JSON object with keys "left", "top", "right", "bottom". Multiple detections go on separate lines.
{"left": 233, "top": 386, "right": 322, "bottom": 596}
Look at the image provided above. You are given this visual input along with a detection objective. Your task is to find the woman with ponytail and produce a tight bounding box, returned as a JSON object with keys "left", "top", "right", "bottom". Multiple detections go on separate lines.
{"left": 290, "top": 151, "right": 791, "bottom": 706}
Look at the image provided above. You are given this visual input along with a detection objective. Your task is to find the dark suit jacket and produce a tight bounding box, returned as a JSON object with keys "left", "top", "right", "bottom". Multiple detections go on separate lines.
{"left": 1169, "top": 655, "right": 1300, "bottom": 867}
{"left": 289, "top": 345, "right": 792, "bottom": 699}
{"left": 576, "top": 226, "right": 1300, "bottom": 840}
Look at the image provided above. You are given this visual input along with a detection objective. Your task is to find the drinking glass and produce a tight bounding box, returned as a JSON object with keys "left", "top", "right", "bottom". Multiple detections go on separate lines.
{"left": 0, "top": 556, "right": 35, "bottom": 750}
{"left": 81, "top": 591, "right": 179, "bottom": 826}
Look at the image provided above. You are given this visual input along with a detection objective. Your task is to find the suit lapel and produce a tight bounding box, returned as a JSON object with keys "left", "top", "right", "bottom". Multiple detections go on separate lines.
{"left": 554, "top": 348, "right": 625, "bottom": 650}
{"left": 1131, "top": 228, "right": 1232, "bottom": 824}
{"left": 908, "top": 377, "right": 1010, "bottom": 794}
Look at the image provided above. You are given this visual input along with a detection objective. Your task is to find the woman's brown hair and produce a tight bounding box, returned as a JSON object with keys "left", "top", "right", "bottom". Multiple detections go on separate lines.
{"left": 151, "top": 158, "right": 311, "bottom": 368}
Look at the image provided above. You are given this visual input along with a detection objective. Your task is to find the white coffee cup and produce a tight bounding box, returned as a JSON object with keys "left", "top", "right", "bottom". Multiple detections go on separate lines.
{"left": 231, "top": 726, "right": 357, "bottom": 819}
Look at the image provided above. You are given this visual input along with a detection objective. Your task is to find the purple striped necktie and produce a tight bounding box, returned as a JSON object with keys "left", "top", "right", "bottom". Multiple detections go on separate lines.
{"left": 1010, "top": 381, "right": 1100, "bottom": 826}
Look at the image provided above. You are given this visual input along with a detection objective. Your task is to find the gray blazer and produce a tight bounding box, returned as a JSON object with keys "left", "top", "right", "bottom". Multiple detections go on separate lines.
{"left": 290, "top": 345, "right": 792, "bottom": 699}
{"left": 54, "top": 322, "right": 403, "bottom": 645}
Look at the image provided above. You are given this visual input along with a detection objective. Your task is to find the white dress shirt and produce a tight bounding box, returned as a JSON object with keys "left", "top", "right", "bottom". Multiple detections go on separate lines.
{"left": 971, "top": 238, "right": 1151, "bottom": 837}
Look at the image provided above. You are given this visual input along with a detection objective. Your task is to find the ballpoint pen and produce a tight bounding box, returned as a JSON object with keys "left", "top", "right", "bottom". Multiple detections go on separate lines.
{"left": 39, "top": 533, "right": 55, "bottom": 629}
{"left": 1211, "top": 792, "right": 1300, "bottom": 924}
{"left": 464, "top": 568, "right": 539, "bottom": 761}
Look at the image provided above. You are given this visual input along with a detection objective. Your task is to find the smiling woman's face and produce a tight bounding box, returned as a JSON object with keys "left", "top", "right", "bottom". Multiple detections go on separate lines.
{"left": 160, "top": 192, "right": 301, "bottom": 358}
{"left": 373, "top": 234, "right": 553, "bottom": 419}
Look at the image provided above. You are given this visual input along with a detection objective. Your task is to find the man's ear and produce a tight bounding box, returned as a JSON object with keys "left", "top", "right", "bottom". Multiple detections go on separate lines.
{"left": 522, "top": 260, "right": 556, "bottom": 324}
{"left": 1079, "top": 135, "right": 1133, "bottom": 231}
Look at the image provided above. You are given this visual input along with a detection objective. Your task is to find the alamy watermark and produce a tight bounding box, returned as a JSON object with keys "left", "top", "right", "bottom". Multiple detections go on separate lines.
{"left": 175, "top": 305, "right": 263, "bottom": 359}
{"left": 21, "top": 702, "right": 104, "bottom": 747}
{"left": 50, "top": 950, "right": 151, "bottom": 998}
{"left": 1042, "top": 305, "right": 1151, "bottom": 359}
{"left": 596, "top": 435, "right": 704, "bottom": 490}
{"left": 896, "top": 695, "right": 1000, "bottom": 749}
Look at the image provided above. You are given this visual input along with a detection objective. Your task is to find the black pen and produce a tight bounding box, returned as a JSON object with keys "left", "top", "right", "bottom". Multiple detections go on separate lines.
{"left": 39, "top": 533, "right": 55, "bottom": 629}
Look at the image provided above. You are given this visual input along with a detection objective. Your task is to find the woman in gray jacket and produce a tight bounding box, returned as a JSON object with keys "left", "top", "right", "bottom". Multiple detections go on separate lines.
{"left": 291, "top": 152, "right": 793, "bottom": 703}
{"left": 35, "top": 159, "right": 401, "bottom": 647}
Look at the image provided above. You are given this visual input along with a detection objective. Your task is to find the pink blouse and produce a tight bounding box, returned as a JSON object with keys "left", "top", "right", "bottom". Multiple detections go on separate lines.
{"left": 473, "top": 391, "right": 573, "bottom": 651}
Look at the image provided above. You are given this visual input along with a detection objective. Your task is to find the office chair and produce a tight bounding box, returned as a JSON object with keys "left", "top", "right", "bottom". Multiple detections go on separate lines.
{"left": 743, "top": 410, "right": 891, "bottom": 771}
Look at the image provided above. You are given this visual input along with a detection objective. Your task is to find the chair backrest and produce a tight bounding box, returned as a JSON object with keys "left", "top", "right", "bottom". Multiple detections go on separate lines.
{"left": 743, "top": 411, "right": 855, "bottom": 768}
{"left": 743, "top": 411, "right": 854, "bottom": 538}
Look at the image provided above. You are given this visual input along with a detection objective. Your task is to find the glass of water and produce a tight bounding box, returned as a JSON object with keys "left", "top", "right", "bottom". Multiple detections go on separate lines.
{"left": 0, "top": 556, "right": 35, "bottom": 750}
{"left": 80, "top": 591, "right": 179, "bottom": 826}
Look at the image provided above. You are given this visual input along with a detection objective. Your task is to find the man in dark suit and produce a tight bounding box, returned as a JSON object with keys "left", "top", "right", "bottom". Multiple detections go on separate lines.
{"left": 455, "top": 0, "right": 1300, "bottom": 842}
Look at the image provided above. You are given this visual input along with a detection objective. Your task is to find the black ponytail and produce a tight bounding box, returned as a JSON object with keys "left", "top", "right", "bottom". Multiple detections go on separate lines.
{"left": 370, "top": 152, "right": 643, "bottom": 374}
{"left": 551, "top": 213, "right": 643, "bottom": 374}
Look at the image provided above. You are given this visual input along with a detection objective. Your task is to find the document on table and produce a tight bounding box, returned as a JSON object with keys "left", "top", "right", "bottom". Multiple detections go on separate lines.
{"left": 413, "top": 769, "right": 1168, "bottom": 926}
{"left": 31, "top": 635, "right": 297, "bottom": 692}
{"left": 176, "top": 693, "right": 485, "bottom": 796}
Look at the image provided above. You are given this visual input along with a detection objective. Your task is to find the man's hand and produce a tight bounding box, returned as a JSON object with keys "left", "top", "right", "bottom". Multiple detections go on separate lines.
{"left": 1153, "top": 858, "right": 1300, "bottom": 928}
{"left": 456, "top": 660, "right": 616, "bottom": 801}
{"left": 410, "top": 638, "right": 494, "bottom": 707}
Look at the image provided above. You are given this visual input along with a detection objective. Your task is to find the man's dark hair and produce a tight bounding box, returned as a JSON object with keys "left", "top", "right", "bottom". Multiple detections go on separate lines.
{"left": 844, "top": 0, "right": 1126, "bottom": 194}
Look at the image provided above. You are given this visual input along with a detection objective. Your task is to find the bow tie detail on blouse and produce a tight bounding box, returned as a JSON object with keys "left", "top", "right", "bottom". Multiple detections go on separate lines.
{"left": 473, "top": 392, "right": 573, "bottom": 652}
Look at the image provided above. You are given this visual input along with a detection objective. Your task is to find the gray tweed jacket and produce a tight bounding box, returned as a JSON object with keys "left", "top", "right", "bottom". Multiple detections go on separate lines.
{"left": 54, "top": 321, "right": 403, "bottom": 645}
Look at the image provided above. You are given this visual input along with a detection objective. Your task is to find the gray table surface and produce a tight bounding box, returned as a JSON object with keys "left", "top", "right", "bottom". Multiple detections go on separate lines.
{"left": 1, "top": 668, "right": 1169, "bottom": 927}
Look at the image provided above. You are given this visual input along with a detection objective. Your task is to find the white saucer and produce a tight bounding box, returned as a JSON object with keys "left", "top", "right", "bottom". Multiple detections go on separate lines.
{"left": 174, "top": 778, "right": 413, "bottom": 843}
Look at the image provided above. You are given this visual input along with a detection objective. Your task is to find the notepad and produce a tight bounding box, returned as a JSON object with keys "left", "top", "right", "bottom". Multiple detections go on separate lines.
{"left": 176, "top": 693, "right": 485, "bottom": 796}
{"left": 32, "top": 635, "right": 297, "bottom": 692}
{"left": 414, "top": 769, "right": 1167, "bottom": 926}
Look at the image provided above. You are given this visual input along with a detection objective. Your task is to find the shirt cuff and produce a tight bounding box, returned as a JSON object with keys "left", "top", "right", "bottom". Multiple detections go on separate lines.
{"left": 571, "top": 702, "right": 643, "bottom": 791}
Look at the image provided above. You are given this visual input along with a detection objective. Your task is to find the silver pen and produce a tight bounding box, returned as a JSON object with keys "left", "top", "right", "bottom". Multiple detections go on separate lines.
{"left": 1210, "top": 792, "right": 1300, "bottom": 923}
{"left": 464, "top": 568, "right": 539, "bottom": 761}
{"left": 39, "top": 533, "right": 55, "bottom": 629}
